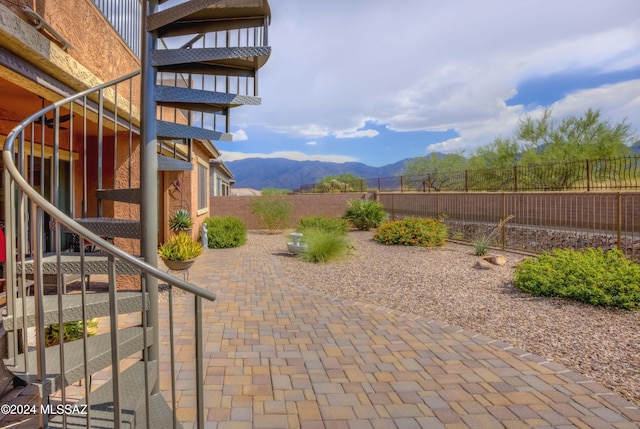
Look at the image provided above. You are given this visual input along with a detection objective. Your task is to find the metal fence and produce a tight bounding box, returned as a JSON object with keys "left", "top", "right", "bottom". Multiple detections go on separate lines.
{"left": 378, "top": 191, "right": 640, "bottom": 259}
{"left": 298, "top": 156, "right": 640, "bottom": 193}
{"left": 91, "top": 0, "right": 141, "bottom": 57}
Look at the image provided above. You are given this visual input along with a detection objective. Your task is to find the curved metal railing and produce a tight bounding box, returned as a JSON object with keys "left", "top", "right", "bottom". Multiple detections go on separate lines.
{"left": 3, "top": 71, "right": 214, "bottom": 428}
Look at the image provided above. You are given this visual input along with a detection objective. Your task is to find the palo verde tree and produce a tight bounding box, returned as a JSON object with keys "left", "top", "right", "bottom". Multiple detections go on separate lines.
{"left": 469, "top": 108, "right": 635, "bottom": 190}
{"left": 317, "top": 173, "right": 365, "bottom": 193}
{"left": 405, "top": 152, "right": 469, "bottom": 191}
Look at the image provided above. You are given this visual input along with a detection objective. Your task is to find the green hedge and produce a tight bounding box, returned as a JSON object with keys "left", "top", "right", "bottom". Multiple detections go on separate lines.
{"left": 204, "top": 216, "right": 247, "bottom": 248}
{"left": 514, "top": 248, "right": 640, "bottom": 309}
{"left": 373, "top": 217, "right": 447, "bottom": 247}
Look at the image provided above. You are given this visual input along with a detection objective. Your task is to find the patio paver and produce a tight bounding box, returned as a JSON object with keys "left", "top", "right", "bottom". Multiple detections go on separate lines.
{"left": 159, "top": 246, "right": 640, "bottom": 428}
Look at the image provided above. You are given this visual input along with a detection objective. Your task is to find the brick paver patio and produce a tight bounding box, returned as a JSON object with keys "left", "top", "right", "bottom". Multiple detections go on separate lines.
{"left": 159, "top": 246, "right": 640, "bottom": 429}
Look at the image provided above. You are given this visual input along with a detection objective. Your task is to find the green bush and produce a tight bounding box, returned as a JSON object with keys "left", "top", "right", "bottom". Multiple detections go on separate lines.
{"left": 261, "top": 187, "right": 290, "bottom": 196}
{"left": 204, "top": 216, "right": 247, "bottom": 248}
{"left": 298, "top": 228, "right": 351, "bottom": 263}
{"left": 296, "top": 216, "right": 349, "bottom": 236}
{"left": 251, "top": 196, "right": 294, "bottom": 234}
{"left": 514, "top": 248, "right": 640, "bottom": 309}
{"left": 343, "top": 199, "right": 387, "bottom": 231}
{"left": 373, "top": 217, "right": 448, "bottom": 247}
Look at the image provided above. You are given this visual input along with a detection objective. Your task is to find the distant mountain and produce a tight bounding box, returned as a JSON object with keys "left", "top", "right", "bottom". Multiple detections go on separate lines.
{"left": 226, "top": 157, "right": 415, "bottom": 190}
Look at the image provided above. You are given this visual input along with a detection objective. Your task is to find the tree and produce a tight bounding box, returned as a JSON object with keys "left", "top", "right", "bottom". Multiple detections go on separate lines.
{"left": 471, "top": 108, "right": 635, "bottom": 190}
{"left": 317, "top": 173, "right": 365, "bottom": 193}
{"left": 405, "top": 152, "right": 468, "bottom": 191}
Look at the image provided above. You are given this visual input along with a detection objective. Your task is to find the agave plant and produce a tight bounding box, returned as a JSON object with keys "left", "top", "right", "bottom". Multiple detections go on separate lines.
{"left": 169, "top": 209, "right": 193, "bottom": 233}
{"left": 158, "top": 232, "right": 204, "bottom": 261}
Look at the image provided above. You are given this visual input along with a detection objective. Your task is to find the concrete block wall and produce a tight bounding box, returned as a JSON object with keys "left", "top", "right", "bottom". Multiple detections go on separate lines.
{"left": 210, "top": 193, "right": 372, "bottom": 230}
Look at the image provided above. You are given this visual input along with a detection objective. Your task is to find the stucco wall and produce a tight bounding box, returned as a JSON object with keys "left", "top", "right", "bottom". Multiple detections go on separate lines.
{"left": 0, "top": 0, "right": 140, "bottom": 87}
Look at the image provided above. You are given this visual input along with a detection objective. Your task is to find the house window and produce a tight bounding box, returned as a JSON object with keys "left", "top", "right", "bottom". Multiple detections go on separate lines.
{"left": 197, "top": 161, "right": 208, "bottom": 213}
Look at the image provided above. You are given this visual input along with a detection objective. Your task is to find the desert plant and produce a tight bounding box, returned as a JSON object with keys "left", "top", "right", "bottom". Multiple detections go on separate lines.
{"left": 373, "top": 217, "right": 448, "bottom": 247}
{"left": 261, "top": 187, "right": 290, "bottom": 196}
{"left": 296, "top": 216, "right": 349, "bottom": 236}
{"left": 343, "top": 199, "right": 387, "bottom": 231}
{"left": 169, "top": 209, "right": 194, "bottom": 233}
{"left": 158, "top": 232, "right": 204, "bottom": 261}
{"left": 45, "top": 318, "right": 99, "bottom": 347}
{"left": 472, "top": 237, "right": 491, "bottom": 256}
{"left": 251, "top": 196, "right": 294, "bottom": 234}
{"left": 451, "top": 231, "right": 464, "bottom": 241}
{"left": 298, "top": 228, "right": 352, "bottom": 263}
{"left": 514, "top": 248, "right": 640, "bottom": 309}
{"left": 204, "top": 216, "right": 247, "bottom": 248}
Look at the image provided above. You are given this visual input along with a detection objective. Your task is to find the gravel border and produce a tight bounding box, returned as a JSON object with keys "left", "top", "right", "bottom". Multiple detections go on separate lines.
{"left": 246, "top": 230, "right": 640, "bottom": 406}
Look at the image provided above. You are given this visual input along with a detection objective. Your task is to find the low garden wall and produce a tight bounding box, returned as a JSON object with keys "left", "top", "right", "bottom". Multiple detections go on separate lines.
{"left": 209, "top": 193, "right": 374, "bottom": 230}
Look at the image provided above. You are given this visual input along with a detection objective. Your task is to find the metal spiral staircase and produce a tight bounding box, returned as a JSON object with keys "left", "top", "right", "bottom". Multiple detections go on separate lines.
{"left": 1, "top": 1, "right": 271, "bottom": 427}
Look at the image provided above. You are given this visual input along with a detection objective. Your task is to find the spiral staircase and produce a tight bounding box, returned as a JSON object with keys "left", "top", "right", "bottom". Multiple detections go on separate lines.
{"left": 1, "top": 1, "right": 271, "bottom": 427}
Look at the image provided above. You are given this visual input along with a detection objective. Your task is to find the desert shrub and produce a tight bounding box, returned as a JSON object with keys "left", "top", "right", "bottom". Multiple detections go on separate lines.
{"left": 298, "top": 228, "right": 351, "bottom": 263}
{"left": 204, "top": 216, "right": 247, "bottom": 248}
{"left": 261, "top": 187, "right": 290, "bottom": 196}
{"left": 514, "top": 248, "right": 640, "bottom": 309}
{"left": 251, "top": 196, "right": 294, "bottom": 234}
{"left": 373, "top": 217, "right": 448, "bottom": 247}
{"left": 343, "top": 199, "right": 387, "bottom": 231}
{"left": 472, "top": 237, "right": 492, "bottom": 256}
{"left": 296, "top": 216, "right": 349, "bottom": 236}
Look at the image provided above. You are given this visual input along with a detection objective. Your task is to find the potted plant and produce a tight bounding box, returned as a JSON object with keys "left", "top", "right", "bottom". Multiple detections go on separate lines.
{"left": 45, "top": 318, "right": 99, "bottom": 347}
{"left": 169, "top": 209, "right": 194, "bottom": 234}
{"left": 158, "top": 232, "right": 204, "bottom": 271}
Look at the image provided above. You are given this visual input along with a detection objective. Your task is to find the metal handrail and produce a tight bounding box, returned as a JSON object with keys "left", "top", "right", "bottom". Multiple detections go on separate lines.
{"left": 3, "top": 71, "right": 215, "bottom": 428}
{"left": 2, "top": 72, "right": 216, "bottom": 301}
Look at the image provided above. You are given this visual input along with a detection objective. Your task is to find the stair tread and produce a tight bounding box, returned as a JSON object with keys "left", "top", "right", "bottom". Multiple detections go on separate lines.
{"left": 148, "top": 0, "right": 270, "bottom": 36}
{"left": 152, "top": 46, "right": 271, "bottom": 69}
{"left": 8, "top": 326, "right": 154, "bottom": 394}
{"left": 155, "top": 85, "right": 261, "bottom": 110}
{"left": 96, "top": 188, "right": 141, "bottom": 204}
{"left": 157, "top": 120, "right": 232, "bottom": 142}
{"left": 46, "top": 361, "right": 177, "bottom": 428}
{"left": 75, "top": 217, "right": 141, "bottom": 239}
{"left": 2, "top": 292, "right": 149, "bottom": 331}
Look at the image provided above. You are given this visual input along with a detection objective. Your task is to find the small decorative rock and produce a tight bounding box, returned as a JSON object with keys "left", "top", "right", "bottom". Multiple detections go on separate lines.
{"left": 474, "top": 259, "right": 492, "bottom": 270}
{"left": 484, "top": 255, "right": 506, "bottom": 265}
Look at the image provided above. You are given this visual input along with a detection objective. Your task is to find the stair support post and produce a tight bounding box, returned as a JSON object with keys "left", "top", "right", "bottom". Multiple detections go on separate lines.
{"left": 140, "top": 0, "right": 161, "bottom": 395}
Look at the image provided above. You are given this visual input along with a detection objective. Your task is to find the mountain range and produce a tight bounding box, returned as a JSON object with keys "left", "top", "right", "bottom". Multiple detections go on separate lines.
{"left": 228, "top": 143, "right": 640, "bottom": 191}
{"left": 226, "top": 158, "right": 412, "bottom": 190}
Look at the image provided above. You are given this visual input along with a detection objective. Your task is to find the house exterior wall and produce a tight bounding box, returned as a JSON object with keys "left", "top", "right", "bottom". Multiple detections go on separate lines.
{"left": 161, "top": 139, "right": 214, "bottom": 242}
{"left": 0, "top": 0, "right": 141, "bottom": 95}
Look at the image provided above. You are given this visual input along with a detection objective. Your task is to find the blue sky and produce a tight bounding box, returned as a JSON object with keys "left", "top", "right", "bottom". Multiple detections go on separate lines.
{"left": 216, "top": 0, "right": 640, "bottom": 167}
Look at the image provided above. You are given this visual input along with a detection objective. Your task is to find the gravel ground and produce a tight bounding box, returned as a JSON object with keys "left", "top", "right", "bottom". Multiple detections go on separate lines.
{"left": 246, "top": 230, "right": 640, "bottom": 407}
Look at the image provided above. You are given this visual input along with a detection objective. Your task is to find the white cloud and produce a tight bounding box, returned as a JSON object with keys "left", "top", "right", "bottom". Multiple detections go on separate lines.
{"left": 306, "top": 141, "right": 317, "bottom": 145}
{"left": 426, "top": 79, "right": 640, "bottom": 154}
{"left": 334, "top": 129, "right": 379, "bottom": 139}
{"left": 232, "top": 0, "right": 640, "bottom": 154}
{"left": 219, "top": 151, "right": 356, "bottom": 163}
{"left": 231, "top": 129, "right": 248, "bottom": 141}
